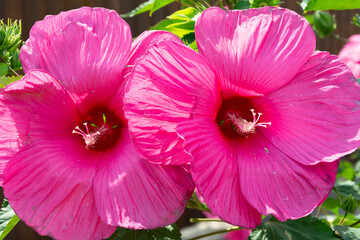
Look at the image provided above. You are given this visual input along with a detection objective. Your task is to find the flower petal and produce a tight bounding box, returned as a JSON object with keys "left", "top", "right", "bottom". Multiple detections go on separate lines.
{"left": 93, "top": 127, "right": 194, "bottom": 229}
{"left": 0, "top": 70, "right": 79, "bottom": 185}
{"left": 236, "top": 134, "right": 338, "bottom": 221}
{"left": 108, "top": 30, "right": 182, "bottom": 122}
{"left": 177, "top": 118, "right": 262, "bottom": 228}
{"left": 3, "top": 139, "right": 115, "bottom": 240}
{"left": 124, "top": 40, "right": 220, "bottom": 165}
{"left": 254, "top": 51, "right": 360, "bottom": 165}
{"left": 195, "top": 7, "right": 315, "bottom": 94}
{"left": 339, "top": 34, "right": 360, "bottom": 78}
{"left": 20, "top": 7, "right": 132, "bottom": 106}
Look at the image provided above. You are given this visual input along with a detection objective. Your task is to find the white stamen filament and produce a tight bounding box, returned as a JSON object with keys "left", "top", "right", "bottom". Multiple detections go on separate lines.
{"left": 72, "top": 122, "right": 101, "bottom": 148}
{"left": 227, "top": 109, "right": 271, "bottom": 135}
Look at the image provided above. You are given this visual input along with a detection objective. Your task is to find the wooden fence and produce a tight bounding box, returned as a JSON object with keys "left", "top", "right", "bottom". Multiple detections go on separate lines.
{"left": 0, "top": 0, "right": 359, "bottom": 239}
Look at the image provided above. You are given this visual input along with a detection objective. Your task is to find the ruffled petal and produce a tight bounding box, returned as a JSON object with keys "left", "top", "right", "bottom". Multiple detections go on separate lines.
{"left": 20, "top": 7, "right": 132, "bottom": 107}
{"left": 177, "top": 118, "right": 262, "bottom": 228}
{"left": 195, "top": 7, "right": 315, "bottom": 94}
{"left": 93, "top": 127, "right": 194, "bottom": 229}
{"left": 236, "top": 134, "right": 338, "bottom": 221}
{"left": 108, "top": 30, "right": 182, "bottom": 122}
{"left": 0, "top": 70, "right": 80, "bottom": 185}
{"left": 124, "top": 40, "right": 220, "bottom": 165}
{"left": 254, "top": 51, "right": 360, "bottom": 165}
{"left": 3, "top": 139, "right": 115, "bottom": 240}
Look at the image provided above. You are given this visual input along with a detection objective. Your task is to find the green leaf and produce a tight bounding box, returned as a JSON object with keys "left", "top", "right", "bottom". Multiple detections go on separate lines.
{"left": 335, "top": 180, "right": 360, "bottom": 201}
{"left": 0, "top": 63, "right": 7, "bottom": 76}
{"left": 120, "top": 0, "right": 155, "bottom": 18}
{"left": 150, "top": 7, "right": 200, "bottom": 38}
{"left": 0, "top": 199, "right": 20, "bottom": 240}
{"left": 150, "top": 0, "right": 176, "bottom": 16}
{"left": 301, "top": 0, "right": 360, "bottom": 11}
{"left": 234, "top": 0, "right": 251, "bottom": 9}
{"left": 0, "top": 75, "right": 22, "bottom": 88}
{"left": 106, "top": 224, "right": 181, "bottom": 240}
{"left": 337, "top": 161, "right": 355, "bottom": 181}
{"left": 321, "top": 197, "right": 341, "bottom": 216}
{"left": 248, "top": 216, "right": 339, "bottom": 240}
{"left": 334, "top": 225, "right": 360, "bottom": 240}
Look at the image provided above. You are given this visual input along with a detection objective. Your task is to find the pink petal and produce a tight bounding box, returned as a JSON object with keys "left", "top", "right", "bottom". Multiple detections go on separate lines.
{"left": 236, "top": 134, "right": 338, "bottom": 221}
{"left": 254, "top": 51, "right": 360, "bottom": 165}
{"left": 3, "top": 139, "right": 115, "bottom": 240}
{"left": 0, "top": 70, "right": 80, "bottom": 185}
{"left": 338, "top": 34, "right": 360, "bottom": 78}
{"left": 124, "top": 40, "right": 220, "bottom": 165}
{"left": 224, "top": 229, "right": 251, "bottom": 240}
{"left": 20, "top": 7, "right": 132, "bottom": 107}
{"left": 108, "top": 30, "right": 182, "bottom": 121}
{"left": 93, "top": 127, "right": 194, "bottom": 229}
{"left": 177, "top": 118, "right": 262, "bottom": 228}
{"left": 195, "top": 7, "right": 315, "bottom": 95}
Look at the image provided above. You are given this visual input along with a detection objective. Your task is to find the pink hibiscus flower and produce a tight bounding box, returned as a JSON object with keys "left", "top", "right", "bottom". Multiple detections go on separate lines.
{"left": 124, "top": 7, "right": 360, "bottom": 228}
{"left": 0, "top": 7, "right": 194, "bottom": 240}
{"left": 339, "top": 34, "right": 360, "bottom": 79}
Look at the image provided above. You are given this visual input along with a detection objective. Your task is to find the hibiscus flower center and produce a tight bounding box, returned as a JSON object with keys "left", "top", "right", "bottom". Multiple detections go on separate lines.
{"left": 72, "top": 108, "right": 122, "bottom": 151}
{"left": 216, "top": 96, "right": 271, "bottom": 139}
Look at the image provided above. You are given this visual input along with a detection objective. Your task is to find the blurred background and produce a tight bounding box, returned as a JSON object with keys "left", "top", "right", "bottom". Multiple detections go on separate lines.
{"left": 0, "top": 0, "right": 359, "bottom": 239}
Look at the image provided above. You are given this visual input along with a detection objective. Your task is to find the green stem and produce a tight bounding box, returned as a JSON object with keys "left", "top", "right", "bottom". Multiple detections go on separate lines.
{"left": 190, "top": 218, "right": 224, "bottom": 223}
{"left": 333, "top": 188, "right": 343, "bottom": 204}
{"left": 350, "top": 219, "right": 360, "bottom": 227}
{"left": 330, "top": 33, "right": 348, "bottom": 43}
{"left": 339, "top": 212, "right": 348, "bottom": 226}
{"left": 188, "top": 226, "right": 241, "bottom": 240}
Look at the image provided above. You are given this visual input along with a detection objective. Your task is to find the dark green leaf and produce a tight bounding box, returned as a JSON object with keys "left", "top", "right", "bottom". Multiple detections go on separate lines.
{"left": 248, "top": 216, "right": 339, "bottom": 240}
{"left": 106, "top": 224, "right": 181, "bottom": 240}
{"left": 150, "top": 0, "right": 176, "bottom": 16}
{"left": 301, "top": 0, "right": 360, "bottom": 11}
{"left": 0, "top": 75, "right": 22, "bottom": 88}
{"left": 120, "top": 0, "right": 155, "bottom": 18}
{"left": 0, "top": 63, "right": 7, "bottom": 76}
{"left": 0, "top": 199, "right": 20, "bottom": 240}
{"left": 334, "top": 225, "right": 360, "bottom": 240}
{"left": 335, "top": 180, "right": 360, "bottom": 201}
{"left": 234, "top": 0, "right": 251, "bottom": 10}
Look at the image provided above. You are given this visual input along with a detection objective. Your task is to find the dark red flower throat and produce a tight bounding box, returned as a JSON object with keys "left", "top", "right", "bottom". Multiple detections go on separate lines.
{"left": 216, "top": 96, "right": 271, "bottom": 140}
{"left": 73, "top": 107, "right": 122, "bottom": 151}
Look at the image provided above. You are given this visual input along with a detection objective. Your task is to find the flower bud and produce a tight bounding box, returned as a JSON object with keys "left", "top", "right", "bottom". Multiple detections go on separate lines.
{"left": 314, "top": 11, "right": 336, "bottom": 38}
{"left": 341, "top": 194, "right": 356, "bottom": 213}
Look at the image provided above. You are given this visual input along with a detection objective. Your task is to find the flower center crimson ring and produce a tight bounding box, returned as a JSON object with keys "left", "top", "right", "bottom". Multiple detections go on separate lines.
{"left": 72, "top": 107, "right": 122, "bottom": 151}
{"left": 216, "top": 96, "right": 271, "bottom": 140}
